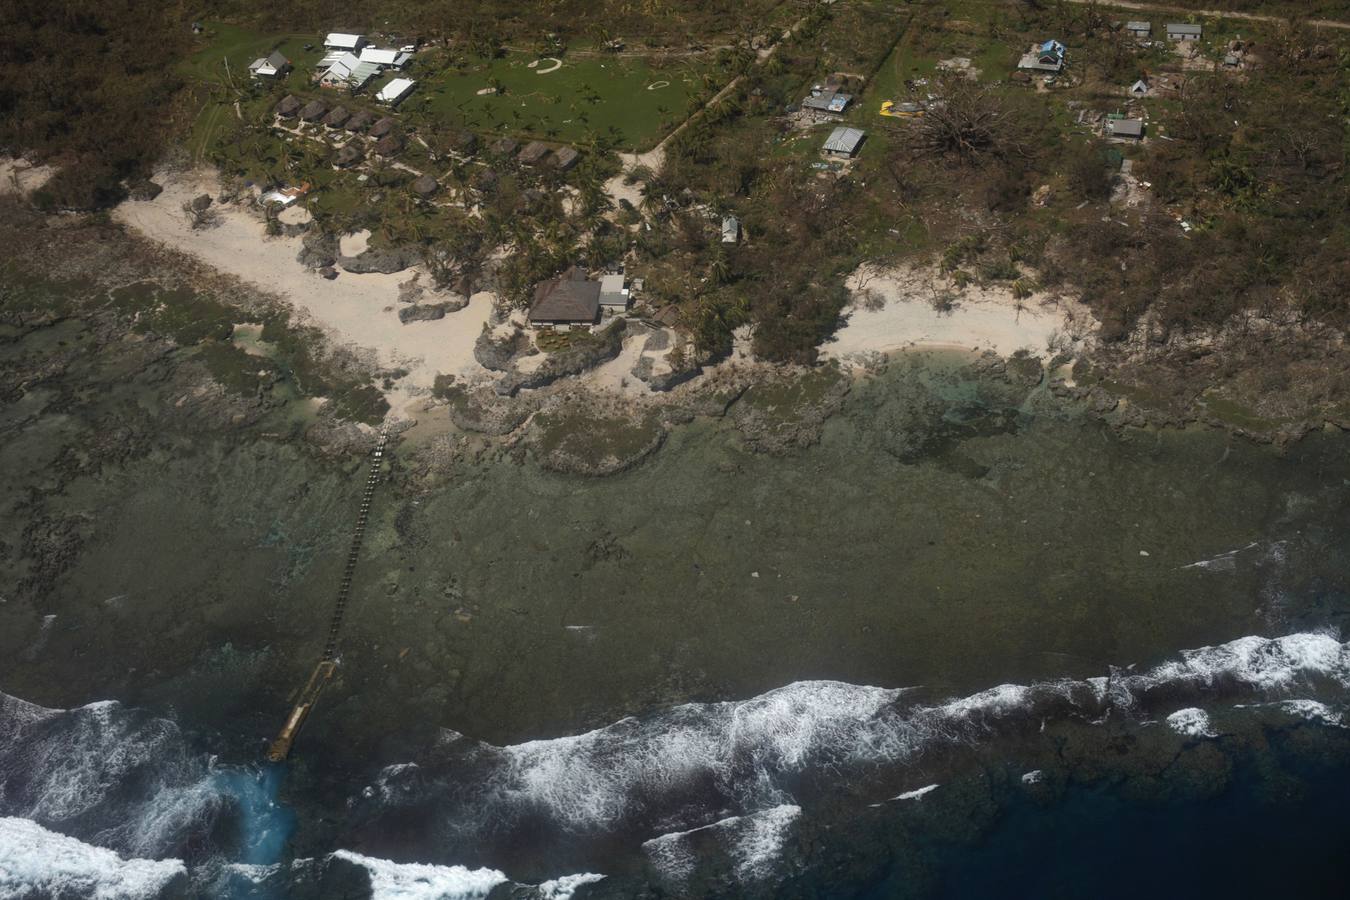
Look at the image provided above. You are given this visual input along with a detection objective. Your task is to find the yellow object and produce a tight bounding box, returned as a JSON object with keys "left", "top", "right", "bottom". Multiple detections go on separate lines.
{"left": 879, "top": 100, "right": 923, "bottom": 118}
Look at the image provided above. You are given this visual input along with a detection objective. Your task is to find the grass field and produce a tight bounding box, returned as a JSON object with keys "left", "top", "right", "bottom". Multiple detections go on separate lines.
{"left": 415, "top": 52, "right": 713, "bottom": 151}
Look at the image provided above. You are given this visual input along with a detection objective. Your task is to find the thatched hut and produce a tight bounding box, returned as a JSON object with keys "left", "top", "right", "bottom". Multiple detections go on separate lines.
{"left": 369, "top": 117, "right": 397, "bottom": 139}
{"left": 335, "top": 144, "right": 364, "bottom": 168}
{"left": 345, "top": 109, "right": 375, "bottom": 133}
{"left": 373, "top": 133, "right": 404, "bottom": 157}
{"left": 299, "top": 100, "right": 327, "bottom": 122}
{"left": 275, "top": 95, "right": 302, "bottom": 118}
{"left": 411, "top": 175, "right": 439, "bottom": 198}
{"left": 552, "top": 146, "right": 580, "bottom": 171}
{"left": 324, "top": 106, "right": 351, "bottom": 128}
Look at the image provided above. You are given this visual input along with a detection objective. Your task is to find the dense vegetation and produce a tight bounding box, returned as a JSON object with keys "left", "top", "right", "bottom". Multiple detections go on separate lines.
{"left": 0, "top": 0, "right": 189, "bottom": 209}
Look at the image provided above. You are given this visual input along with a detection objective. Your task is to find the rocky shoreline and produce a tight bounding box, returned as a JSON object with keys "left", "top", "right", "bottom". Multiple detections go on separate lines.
{"left": 5, "top": 195, "right": 1350, "bottom": 486}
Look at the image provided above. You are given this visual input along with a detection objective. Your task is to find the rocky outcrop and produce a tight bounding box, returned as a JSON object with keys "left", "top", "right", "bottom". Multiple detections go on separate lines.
{"left": 474, "top": 326, "right": 534, "bottom": 372}
{"left": 729, "top": 368, "right": 851, "bottom": 454}
{"left": 296, "top": 232, "right": 337, "bottom": 269}
{"left": 398, "top": 303, "right": 450, "bottom": 324}
{"left": 440, "top": 383, "right": 536, "bottom": 435}
{"left": 631, "top": 354, "right": 703, "bottom": 392}
{"left": 338, "top": 244, "right": 420, "bottom": 274}
{"left": 495, "top": 320, "right": 628, "bottom": 396}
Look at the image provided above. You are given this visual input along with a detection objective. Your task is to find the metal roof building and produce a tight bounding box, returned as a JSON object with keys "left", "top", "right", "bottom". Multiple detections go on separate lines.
{"left": 249, "top": 51, "right": 291, "bottom": 79}
{"left": 377, "top": 77, "right": 417, "bottom": 106}
{"left": 1166, "top": 23, "right": 1203, "bottom": 39}
{"left": 359, "top": 48, "right": 413, "bottom": 68}
{"left": 1124, "top": 21, "right": 1151, "bottom": 36}
{"left": 1106, "top": 118, "right": 1144, "bottom": 138}
{"left": 802, "top": 90, "right": 853, "bottom": 114}
{"left": 324, "top": 33, "right": 367, "bottom": 50}
{"left": 821, "top": 126, "right": 866, "bottom": 158}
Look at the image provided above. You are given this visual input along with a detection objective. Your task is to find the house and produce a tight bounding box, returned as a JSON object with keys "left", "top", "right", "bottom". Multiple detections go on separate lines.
{"left": 599, "top": 273, "right": 629, "bottom": 311}
{"left": 323, "top": 106, "right": 350, "bottom": 128}
{"left": 298, "top": 99, "right": 327, "bottom": 122}
{"left": 489, "top": 137, "right": 519, "bottom": 156}
{"left": 411, "top": 175, "right": 439, "bottom": 198}
{"left": 802, "top": 90, "right": 853, "bottom": 115}
{"left": 324, "top": 33, "right": 367, "bottom": 51}
{"left": 721, "top": 216, "right": 740, "bottom": 244}
{"left": 1106, "top": 118, "right": 1144, "bottom": 139}
{"left": 1167, "top": 23, "right": 1202, "bottom": 41}
{"left": 376, "top": 77, "right": 417, "bottom": 106}
{"left": 1019, "top": 39, "right": 1066, "bottom": 73}
{"left": 528, "top": 268, "right": 601, "bottom": 329}
{"left": 373, "top": 133, "right": 404, "bottom": 157}
{"left": 518, "top": 141, "right": 551, "bottom": 166}
{"left": 275, "top": 95, "right": 302, "bottom": 118}
{"left": 1124, "top": 21, "right": 1151, "bottom": 38}
{"left": 552, "top": 146, "right": 581, "bottom": 171}
{"left": 345, "top": 109, "right": 375, "bottom": 132}
{"left": 821, "top": 126, "right": 866, "bottom": 158}
{"left": 369, "top": 117, "right": 397, "bottom": 139}
{"left": 320, "top": 53, "right": 379, "bottom": 91}
{"left": 359, "top": 48, "right": 413, "bottom": 68}
{"left": 249, "top": 51, "right": 292, "bottom": 80}
{"left": 1129, "top": 77, "right": 1150, "bottom": 96}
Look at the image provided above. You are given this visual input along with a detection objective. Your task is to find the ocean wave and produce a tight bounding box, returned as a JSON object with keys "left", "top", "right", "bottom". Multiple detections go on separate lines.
{"left": 0, "top": 816, "right": 187, "bottom": 899}
{"left": 331, "top": 850, "right": 508, "bottom": 899}
{"left": 643, "top": 804, "right": 800, "bottom": 886}
{"left": 356, "top": 632, "right": 1350, "bottom": 862}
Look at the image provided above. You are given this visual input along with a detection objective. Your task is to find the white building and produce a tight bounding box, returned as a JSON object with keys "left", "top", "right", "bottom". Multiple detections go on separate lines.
{"left": 598, "top": 274, "right": 630, "bottom": 310}
{"left": 319, "top": 53, "right": 379, "bottom": 91}
{"left": 359, "top": 47, "right": 413, "bottom": 68}
{"left": 376, "top": 77, "right": 417, "bottom": 106}
{"left": 324, "top": 33, "right": 367, "bottom": 51}
{"left": 721, "top": 216, "right": 741, "bottom": 244}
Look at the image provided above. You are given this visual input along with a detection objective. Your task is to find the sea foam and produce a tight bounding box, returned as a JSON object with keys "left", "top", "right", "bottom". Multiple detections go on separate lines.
{"left": 332, "top": 849, "right": 508, "bottom": 900}
{"left": 0, "top": 816, "right": 186, "bottom": 899}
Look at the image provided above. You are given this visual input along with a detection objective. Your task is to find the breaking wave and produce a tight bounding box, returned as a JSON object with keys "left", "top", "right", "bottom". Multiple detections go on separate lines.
{"left": 0, "top": 817, "right": 187, "bottom": 899}
{"left": 355, "top": 632, "right": 1350, "bottom": 863}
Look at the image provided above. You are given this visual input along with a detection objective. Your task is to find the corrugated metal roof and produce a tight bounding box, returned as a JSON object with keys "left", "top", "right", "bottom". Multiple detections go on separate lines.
{"left": 822, "top": 126, "right": 865, "bottom": 155}
{"left": 1166, "top": 23, "right": 1202, "bottom": 35}
{"left": 325, "top": 33, "right": 365, "bottom": 49}
{"left": 377, "top": 77, "right": 416, "bottom": 104}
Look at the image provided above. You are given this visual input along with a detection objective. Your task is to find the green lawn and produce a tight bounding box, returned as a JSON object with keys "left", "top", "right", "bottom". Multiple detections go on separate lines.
{"left": 412, "top": 51, "right": 713, "bottom": 151}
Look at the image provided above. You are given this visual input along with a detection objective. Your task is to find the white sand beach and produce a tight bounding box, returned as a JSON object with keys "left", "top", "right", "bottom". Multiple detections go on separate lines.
{"left": 825, "top": 264, "right": 1096, "bottom": 366}
{"left": 113, "top": 170, "right": 494, "bottom": 418}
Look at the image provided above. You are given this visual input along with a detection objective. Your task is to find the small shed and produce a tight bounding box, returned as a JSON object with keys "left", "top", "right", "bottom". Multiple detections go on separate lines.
{"left": 1223, "top": 53, "right": 1241, "bottom": 67}
{"left": 1124, "top": 21, "right": 1151, "bottom": 38}
{"left": 822, "top": 126, "right": 866, "bottom": 158}
{"left": 529, "top": 268, "right": 601, "bottom": 328}
{"left": 411, "top": 175, "right": 439, "bottom": 198}
{"left": 335, "top": 144, "right": 364, "bottom": 168}
{"left": 1106, "top": 118, "right": 1144, "bottom": 139}
{"left": 373, "top": 134, "right": 404, "bottom": 157}
{"left": 299, "top": 100, "right": 327, "bottom": 122}
{"left": 369, "top": 117, "right": 397, "bottom": 139}
{"left": 599, "top": 274, "right": 629, "bottom": 310}
{"left": 275, "top": 95, "right": 302, "bottom": 118}
{"left": 721, "top": 216, "right": 741, "bottom": 244}
{"left": 249, "top": 51, "right": 292, "bottom": 80}
{"left": 1129, "top": 78, "right": 1150, "bottom": 96}
{"left": 1167, "top": 23, "right": 1202, "bottom": 40}
{"left": 377, "top": 77, "right": 417, "bottom": 106}
{"left": 552, "top": 146, "right": 581, "bottom": 171}
{"left": 518, "top": 141, "right": 551, "bottom": 166}
{"left": 489, "top": 137, "right": 519, "bottom": 156}
{"left": 345, "top": 109, "right": 375, "bottom": 132}
{"left": 325, "top": 33, "right": 368, "bottom": 51}
{"left": 323, "top": 106, "right": 351, "bottom": 128}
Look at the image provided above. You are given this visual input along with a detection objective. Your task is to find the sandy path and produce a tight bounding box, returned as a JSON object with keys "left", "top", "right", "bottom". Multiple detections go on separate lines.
{"left": 113, "top": 170, "right": 493, "bottom": 419}
{"left": 823, "top": 265, "right": 1095, "bottom": 365}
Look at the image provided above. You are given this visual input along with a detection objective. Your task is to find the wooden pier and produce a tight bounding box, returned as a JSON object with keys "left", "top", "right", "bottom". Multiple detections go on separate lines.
{"left": 266, "top": 425, "right": 389, "bottom": 763}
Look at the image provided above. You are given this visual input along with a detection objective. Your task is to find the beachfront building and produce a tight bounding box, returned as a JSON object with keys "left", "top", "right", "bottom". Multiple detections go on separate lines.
{"left": 1106, "top": 118, "right": 1144, "bottom": 139}
{"left": 324, "top": 33, "right": 367, "bottom": 51}
{"left": 529, "top": 268, "right": 601, "bottom": 330}
{"left": 599, "top": 273, "right": 630, "bottom": 312}
{"left": 822, "top": 126, "right": 866, "bottom": 159}
{"left": 376, "top": 77, "right": 417, "bottom": 106}
{"left": 1124, "top": 21, "right": 1152, "bottom": 38}
{"left": 249, "top": 51, "right": 292, "bottom": 80}
{"left": 1019, "top": 39, "right": 1066, "bottom": 73}
{"left": 1167, "top": 23, "right": 1202, "bottom": 41}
